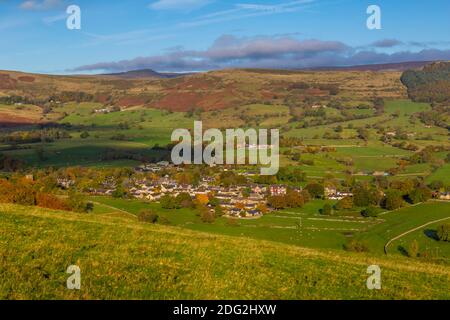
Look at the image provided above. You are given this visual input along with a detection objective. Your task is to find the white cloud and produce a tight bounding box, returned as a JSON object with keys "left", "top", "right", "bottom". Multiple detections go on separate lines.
{"left": 20, "top": 0, "right": 63, "bottom": 11}
{"left": 71, "top": 34, "right": 450, "bottom": 73}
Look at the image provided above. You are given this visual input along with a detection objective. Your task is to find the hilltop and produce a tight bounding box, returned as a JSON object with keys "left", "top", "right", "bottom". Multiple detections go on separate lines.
{"left": 0, "top": 203, "right": 449, "bottom": 300}
{"left": 100, "top": 69, "right": 189, "bottom": 79}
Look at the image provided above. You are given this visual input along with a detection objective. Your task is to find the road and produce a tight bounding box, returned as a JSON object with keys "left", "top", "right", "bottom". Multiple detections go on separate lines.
{"left": 384, "top": 216, "right": 450, "bottom": 254}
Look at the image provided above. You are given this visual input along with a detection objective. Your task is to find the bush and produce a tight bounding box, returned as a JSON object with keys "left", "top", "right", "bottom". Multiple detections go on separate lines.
{"left": 138, "top": 210, "right": 159, "bottom": 224}
{"left": 343, "top": 239, "right": 369, "bottom": 252}
{"left": 199, "top": 205, "right": 215, "bottom": 223}
{"left": 320, "top": 204, "right": 333, "bottom": 215}
{"left": 437, "top": 223, "right": 450, "bottom": 241}
{"left": 36, "top": 193, "right": 70, "bottom": 211}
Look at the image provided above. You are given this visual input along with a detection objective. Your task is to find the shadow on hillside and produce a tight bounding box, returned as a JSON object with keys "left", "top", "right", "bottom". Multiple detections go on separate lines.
{"left": 424, "top": 229, "right": 439, "bottom": 241}
{"left": 397, "top": 245, "right": 409, "bottom": 257}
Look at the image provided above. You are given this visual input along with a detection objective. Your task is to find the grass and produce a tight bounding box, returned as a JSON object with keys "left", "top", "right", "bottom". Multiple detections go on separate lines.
{"left": 0, "top": 203, "right": 449, "bottom": 300}
{"left": 89, "top": 197, "right": 450, "bottom": 258}
{"left": 358, "top": 201, "right": 450, "bottom": 256}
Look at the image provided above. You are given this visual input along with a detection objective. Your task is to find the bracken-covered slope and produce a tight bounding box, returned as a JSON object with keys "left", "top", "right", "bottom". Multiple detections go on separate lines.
{"left": 0, "top": 67, "right": 406, "bottom": 113}
{"left": 0, "top": 204, "right": 448, "bottom": 300}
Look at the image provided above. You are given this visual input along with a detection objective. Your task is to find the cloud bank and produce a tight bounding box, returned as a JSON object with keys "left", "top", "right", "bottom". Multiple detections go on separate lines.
{"left": 71, "top": 35, "right": 450, "bottom": 73}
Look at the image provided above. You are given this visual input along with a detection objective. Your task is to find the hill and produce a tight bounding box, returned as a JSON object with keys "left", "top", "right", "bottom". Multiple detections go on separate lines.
{"left": 0, "top": 203, "right": 449, "bottom": 299}
{"left": 0, "top": 66, "right": 406, "bottom": 115}
{"left": 306, "top": 61, "right": 433, "bottom": 72}
{"left": 100, "top": 69, "right": 189, "bottom": 79}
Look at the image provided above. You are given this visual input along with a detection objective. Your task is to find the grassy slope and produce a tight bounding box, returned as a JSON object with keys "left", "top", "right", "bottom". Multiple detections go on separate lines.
{"left": 0, "top": 204, "right": 449, "bottom": 300}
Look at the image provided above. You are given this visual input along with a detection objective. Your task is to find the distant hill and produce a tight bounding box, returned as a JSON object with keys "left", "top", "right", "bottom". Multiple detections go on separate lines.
{"left": 305, "top": 61, "right": 433, "bottom": 72}
{"left": 100, "top": 69, "right": 189, "bottom": 79}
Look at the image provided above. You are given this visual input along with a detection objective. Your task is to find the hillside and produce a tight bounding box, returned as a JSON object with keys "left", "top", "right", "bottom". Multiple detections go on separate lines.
{"left": 0, "top": 203, "right": 449, "bottom": 300}
{"left": 0, "top": 67, "right": 406, "bottom": 115}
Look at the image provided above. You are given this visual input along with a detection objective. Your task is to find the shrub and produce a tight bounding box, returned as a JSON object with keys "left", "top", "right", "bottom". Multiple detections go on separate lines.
{"left": 138, "top": 210, "right": 159, "bottom": 224}
{"left": 361, "top": 206, "right": 379, "bottom": 218}
{"left": 343, "top": 239, "right": 369, "bottom": 253}
{"left": 320, "top": 204, "right": 333, "bottom": 215}
{"left": 407, "top": 240, "right": 420, "bottom": 258}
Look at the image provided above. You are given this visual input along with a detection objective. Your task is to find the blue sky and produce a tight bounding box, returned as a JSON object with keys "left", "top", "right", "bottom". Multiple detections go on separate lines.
{"left": 1, "top": 0, "right": 449, "bottom": 74}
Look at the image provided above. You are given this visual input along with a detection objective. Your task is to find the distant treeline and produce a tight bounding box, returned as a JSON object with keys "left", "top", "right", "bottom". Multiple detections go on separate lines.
{"left": 0, "top": 129, "right": 71, "bottom": 145}
{"left": 401, "top": 62, "right": 450, "bottom": 103}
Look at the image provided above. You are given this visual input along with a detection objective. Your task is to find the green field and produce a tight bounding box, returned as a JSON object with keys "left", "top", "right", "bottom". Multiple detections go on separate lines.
{"left": 88, "top": 196, "right": 450, "bottom": 259}
{"left": 1, "top": 203, "right": 449, "bottom": 300}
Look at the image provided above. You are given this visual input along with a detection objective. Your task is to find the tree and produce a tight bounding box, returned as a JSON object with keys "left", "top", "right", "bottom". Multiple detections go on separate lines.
{"left": 80, "top": 131, "right": 90, "bottom": 139}
{"left": 429, "top": 180, "right": 444, "bottom": 191}
{"left": 285, "top": 190, "right": 304, "bottom": 208}
{"left": 321, "top": 204, "right": 333, "bottom": 215}
{"left": 407, "top": 240, "right": 419, "bottom": 258}
{"left": 112, "top": 185, "right": 126, "bottom": 198}
{"left": 353, "top": 184, "right": 382, "bottom": 207}
{"left": 176, "top": 192, "right": 194, "bottom": 208}
{"left": 267, "top": 195, "right": 287, "bottom": 209}
{"left": 138, "top": 209, "right": 159, "bottom": 224}
{"left": 407, "top": 186, "right": 432, "bottom": 204}
{"left": 300, "top": 190, "right": 311, "bottom": 203}
{"left": 67, "top": 190, "right": 93, "bottom": 213}
{"left": 383, "top": 189, "right": 404, "bottom": 210}
{"left": 437, "top": 223, "right": 450, "bottom": 242}
{"left": 305, "top": 183, "right": 324, "bottom": 199}
{"left": 214, "top": 205, "right": 224, "bottom": 217}
{"left": 335, "top": 196, "right": 353, "bottom": 210}
{"left": 199, "top": 205, "right": 215, "bottom": 223}
{"left": 195, "top": 194, "right": 209, "bottom": 206}
{"left": 160, "top": 195, "right": 180, "bottom": 209}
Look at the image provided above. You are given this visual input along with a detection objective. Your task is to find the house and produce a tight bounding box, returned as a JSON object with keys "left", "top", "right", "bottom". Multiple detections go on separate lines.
{"left": 372, "top": 171, "right": 389, "bottom": 177}
{"left": 270, "top": 185, "right": 287, "bottom": 196}
{"left": 439, "top": 192, "right": 450, "bottom": 201}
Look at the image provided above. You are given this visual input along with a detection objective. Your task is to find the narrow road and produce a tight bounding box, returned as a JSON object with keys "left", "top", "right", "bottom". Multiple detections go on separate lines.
{"left": 384, "top": 216, "right": 450, "bottom": 254}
